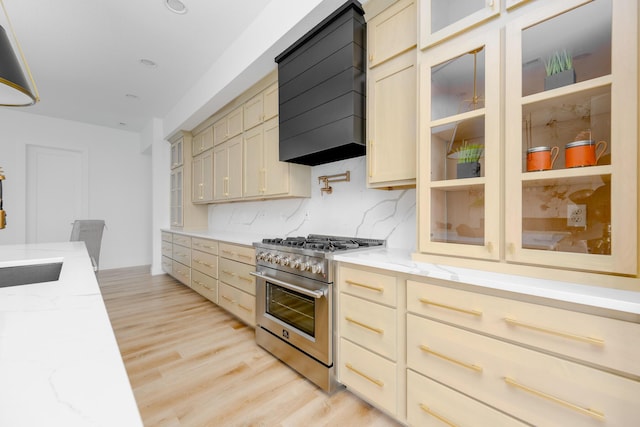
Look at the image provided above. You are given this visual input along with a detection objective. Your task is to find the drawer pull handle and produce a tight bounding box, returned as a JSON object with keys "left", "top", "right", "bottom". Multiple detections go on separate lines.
{"left": 346, "top": 316, "right": 384, "bottom": 335}
{"left": 238, "top": 304, "right": 252, "bottom": 312}
{"left": 503, "top": 318, "right": 604, "bottom": 346}
{"left": 222, "top": 250, "right": 235, "bottom": 256}
{"left": 345, "top": 363, "right": 384, "bottom": 387}
{"left": 419, "top": 345, "right": 483, "bottom": 373}
{"left": 239, "top": 276, "right": 253, "bottom": 282}
{"left": 419, "top": 404, "right": 458, "bottom": 427}
{"left": 194, "top": 259, "right": 215, "bottom": 268}
{"left": 345, "top": 280, "right": 384, "bottom": 293}
{"left": 221, "top": 295, "right": 235, "bottom": 303}
{"left": 193, "top": 279, "right": 204, "bottom": 286}
{"left": 419, "top": 298, "right": 483, "bottom": 317}
{"left": 238, "top": 254, "right": 253, "bottom": 260}
{"left": 504, "top": 377, "right": 605, "bottom": 421}
{"left": 222, "top": 270, "right": 236, "bottom": 276}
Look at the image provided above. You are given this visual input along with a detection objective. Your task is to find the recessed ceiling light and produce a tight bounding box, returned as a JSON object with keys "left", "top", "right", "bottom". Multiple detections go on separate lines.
{"left": 165, "top": 0, "right": 187, "bottom": 14}
{"left": 125, "top": 93, "right": 139, "bottom": 100}
{"left": 139, "top": 58, "right": 158, "bottom": 68}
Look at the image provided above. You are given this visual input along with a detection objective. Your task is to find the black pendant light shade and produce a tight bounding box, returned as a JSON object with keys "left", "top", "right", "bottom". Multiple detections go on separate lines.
{"left": 0, "top": 25, "right": 36, "bottom": 106}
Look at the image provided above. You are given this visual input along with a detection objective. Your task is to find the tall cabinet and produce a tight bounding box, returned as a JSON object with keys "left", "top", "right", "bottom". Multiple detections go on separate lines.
{"left": 415, "top": 0, "right": 639, "bottom": 283}
{"left": 168, "top": 132, "right": 208, "bottom": 229}
{"left": 365, "top": 0, "right": 417, "bottom": 189}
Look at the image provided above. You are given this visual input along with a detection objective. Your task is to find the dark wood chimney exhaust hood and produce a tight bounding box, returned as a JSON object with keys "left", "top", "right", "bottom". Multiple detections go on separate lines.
{"left": 275, "top": 0, "right": 366, "bottom": 166}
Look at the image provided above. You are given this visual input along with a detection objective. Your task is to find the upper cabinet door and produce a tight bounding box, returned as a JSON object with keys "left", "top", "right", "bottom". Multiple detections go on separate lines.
{"left": 418, "top": 31, "right": 501, "bottom": 260}
{"left": 243, "top": 93, "right": 264, "bottom": 131}
{"left": 420, "top": 0, "right": 500, "bottom": 49}
{"left": 504, "top": 0, "right": 637, "bottom": 274}
{"left": 263, "top": 83, "right": 279, "bottom": 121}
{"left": 367, "top": 0, "right": 416, "bottom": 68}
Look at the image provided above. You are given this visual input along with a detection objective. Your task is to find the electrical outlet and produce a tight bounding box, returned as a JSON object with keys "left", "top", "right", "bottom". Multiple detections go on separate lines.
{"left": 567, "top": 204, "right": 587, "bottom": 227}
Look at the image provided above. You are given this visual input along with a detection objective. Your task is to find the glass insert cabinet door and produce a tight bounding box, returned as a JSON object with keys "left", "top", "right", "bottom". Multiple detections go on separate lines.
{"left": 504, "top": 0, "right": 638, "bottom": 274}
{"left": 420, "top": 0, "right": 500, "bottom": 48}
{"left": 418, "top": 32, "right": 500, "bottom": 260}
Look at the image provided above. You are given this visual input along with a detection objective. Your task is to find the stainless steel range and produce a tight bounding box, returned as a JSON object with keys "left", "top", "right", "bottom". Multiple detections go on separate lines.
{"left": 251, "top": 235, "right": 385, "bottom": 393}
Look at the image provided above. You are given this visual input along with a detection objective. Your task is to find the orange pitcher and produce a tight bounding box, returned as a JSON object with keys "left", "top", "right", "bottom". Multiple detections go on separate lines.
{"left": 565, "top": 140, "right": 607, "bottom": 168}
{"left": 526, "top": 146, "right": 559, "bottom": 171}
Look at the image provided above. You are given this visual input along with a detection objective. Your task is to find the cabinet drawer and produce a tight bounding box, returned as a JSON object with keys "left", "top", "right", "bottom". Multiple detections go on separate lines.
{"left": 191, "top": 237, "right": 218, "bottom": 255}
{"left": 407, "top": 315, "right": 640, "bottom": 426}
{"left": 219, "top": 258, "right": 255, "bottom": 295}
{"left": 172, "top": 244, "right": 191, "bottom": 267}
{"left": 407, "top": 370, "right": 526, "bottom": 427}
{"left": 191, "top": 250, "right": 218, "bottom": 278}
{"left": 161, "top": 240, "right": 173, "bottom": 258}
{"left": 171, "top": 260, "right": 190, "bottom": 286}
{"left": 339, "top": 338, "right": 397, "bottom": 416}
{"left": 340, "top": 293, "right": 397, "bottom": 360}
{"left": 219, "top": 242, "right": 255, "bottom": 265}
{"left": 191, "top": 269, "right": 217, "bottom": 304}
{"left": 172, "top": 234, "right": 192, "bottom": 248}
{"left": 407, "top": 280, "right": 640, "bottom": 377}
{"left": 161, "top": 231, "right": 173, "bottom": 243}
{"left": 161, "top": 256, "right": 172, "bottom": 274}
{"left": 339, "top": 266, "right": 397, "bottom": 307}
{"left": 218, "top": 282, "right": 255, "bottom": 326}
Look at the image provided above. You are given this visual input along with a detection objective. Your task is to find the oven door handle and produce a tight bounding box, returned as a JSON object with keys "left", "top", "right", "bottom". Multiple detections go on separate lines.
{"left": 250, "top": 271, "right": 326, "bottom": 299}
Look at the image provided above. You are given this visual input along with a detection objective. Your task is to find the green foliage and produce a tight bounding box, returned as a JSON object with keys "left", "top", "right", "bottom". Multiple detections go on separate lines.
{"left": 455, "top": 143, "right": 484, "bottom": 164}
{"left": 545, "top": 50, "right": 573, "bottom": 76}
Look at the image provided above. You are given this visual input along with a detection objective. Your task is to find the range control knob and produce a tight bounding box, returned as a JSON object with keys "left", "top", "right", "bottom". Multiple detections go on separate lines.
{"left": 266, "top": 253, "right": 274, "bottom": 263}
{"left": 280, "top": 256, "right": 290, "bottom": 267}
{"left": 257, "top": 251, "right": 266, "bottom": 261}
{"left": 311, "top": 263, "right": 323, "bottom": 274}
{"left": 298, "top": 261, "right": 310, "bottom": 272}
{"left": 273, "top": 255, "right": 282, "bottom": 265}
{"left": 292, "top": 258, "right": 302, "bottom": 269}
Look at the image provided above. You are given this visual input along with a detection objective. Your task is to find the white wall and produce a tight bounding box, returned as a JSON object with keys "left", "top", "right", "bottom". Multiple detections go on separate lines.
{"left": 0, "top": 108, "right": 152, "bottom": 270}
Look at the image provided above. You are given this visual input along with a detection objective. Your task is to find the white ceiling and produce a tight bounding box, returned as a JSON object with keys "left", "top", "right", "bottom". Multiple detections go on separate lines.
{"left": 1, "top": 0, "right": 273, "bottom": 132}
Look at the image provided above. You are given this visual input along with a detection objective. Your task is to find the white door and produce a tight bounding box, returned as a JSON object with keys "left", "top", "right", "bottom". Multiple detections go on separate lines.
{"left": 26, "top": 145, "right": 88, "bottom": 243}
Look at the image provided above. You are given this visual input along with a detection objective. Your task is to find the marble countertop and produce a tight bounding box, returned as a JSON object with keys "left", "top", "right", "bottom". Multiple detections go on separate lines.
{"left": 162, "top": 228, "right": 264, "bottom": 247}
{"left": 332, "top": 248, "right": 640, "bottom": 315}
{"left": 0, "top": 242, "right": 143, "bottom": 427}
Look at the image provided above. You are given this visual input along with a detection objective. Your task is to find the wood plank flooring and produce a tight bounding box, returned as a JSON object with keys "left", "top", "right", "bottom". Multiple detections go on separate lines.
{"left": 98, "top": 267, "right": 401, "bottom": 427}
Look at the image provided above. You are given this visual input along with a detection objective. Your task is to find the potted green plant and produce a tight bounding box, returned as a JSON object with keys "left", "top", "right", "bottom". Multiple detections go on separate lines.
{"left": 453, "top": 142, "right": 484, "bottom": 178}
{"left": 544, "top": 50, "right": 575, "bottom": 90}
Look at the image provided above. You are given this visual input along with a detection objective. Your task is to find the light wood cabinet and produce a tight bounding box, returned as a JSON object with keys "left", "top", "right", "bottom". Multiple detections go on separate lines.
{"left": 366, "top": 0, "right": 417, "bottom": 189}
{"left": 419, "top": 0, "right": 500, "bottom": 49}
{"left": 213, "top": 135, "right": 242, "bottom": 201}
{"left": 192, "top": 126, "right": 214, "bottom": 156}
{"left": 213, "top": 106, "right": 243, "bottom": 145}
{"left": 337, "top": 260, "right": 640, "bottom": 426}
{"left": 218, "top": 242, "right": 256, "bottom": 326}
{"left": 503, "top": 0, "right": 637, "bottom": 275}
{"left": 407, "top": 313, "right": 640, "bottom": 426}
{"left": 162, "top": 232, "right": 219, "bottom": 305}
{"left": 415, "top": 0, "right": 638, "bottom": 279}
{"left": 167, "top": 133, "right": 207, "bottom": 229}
{"left": 407, "top": 370, "right": 526, "bottom": 427}
{"left": 243, "top": 118, "right": 311, "bottom": 199}
{"left": 337, "top": 264, "right": 404, "bottom": 420}
{"left": 192, "top": 149, "right": 213, "bottom": 204}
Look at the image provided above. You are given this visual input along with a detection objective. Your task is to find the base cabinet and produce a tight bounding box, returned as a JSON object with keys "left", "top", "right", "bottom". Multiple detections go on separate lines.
{"left": 336, "top": 261, "right": 640, "bottom": 426}
{"left": 161, "top": 232, "right": 255, "bottom": 326}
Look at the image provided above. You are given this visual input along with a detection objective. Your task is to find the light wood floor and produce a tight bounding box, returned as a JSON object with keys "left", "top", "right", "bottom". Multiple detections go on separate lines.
{"left": 98, "top": 266, "right": 401, "bottom": 427}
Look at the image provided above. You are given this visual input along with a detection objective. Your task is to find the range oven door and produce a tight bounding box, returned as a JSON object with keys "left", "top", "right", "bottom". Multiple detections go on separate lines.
{"left": 253, "top": 268, "right": 331, "bottom": 366}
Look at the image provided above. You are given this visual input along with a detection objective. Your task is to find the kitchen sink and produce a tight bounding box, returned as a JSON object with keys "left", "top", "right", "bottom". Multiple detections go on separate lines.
{"left": 0, "top": 262, "right": 63, "bottom": 288}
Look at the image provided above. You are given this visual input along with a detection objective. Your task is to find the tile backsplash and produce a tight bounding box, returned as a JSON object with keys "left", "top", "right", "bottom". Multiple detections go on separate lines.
{"left": 208, "top": 157, "right": 417, "bottom": 250}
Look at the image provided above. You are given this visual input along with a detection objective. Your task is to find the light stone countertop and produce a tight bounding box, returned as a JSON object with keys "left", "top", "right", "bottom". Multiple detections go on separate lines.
{"left": 331, "top": 248, "right": 640, "bottom": 316}
{"left": 163, "top": 228, "right": 264, "bottom": 247}
{"left": 0, "top": 242, "right": 143, "bottom": 427}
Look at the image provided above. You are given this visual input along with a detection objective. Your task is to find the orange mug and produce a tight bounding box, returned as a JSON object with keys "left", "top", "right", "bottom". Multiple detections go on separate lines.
{"left": 565, "top": 140, "right": 607, "bottom": 168}
{"left": 526, "top": 146, "right": 559, "bottom": 171}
